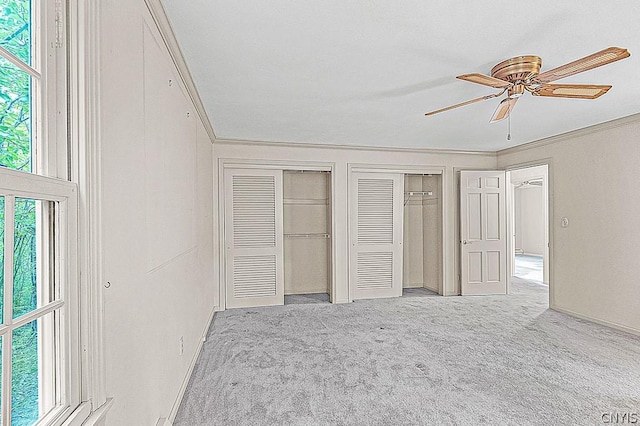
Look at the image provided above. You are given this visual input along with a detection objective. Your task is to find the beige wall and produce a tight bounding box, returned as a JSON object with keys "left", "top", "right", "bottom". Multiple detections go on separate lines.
{"left": 515, "top": 186, "right": 545, "bottom": 256}
{"left": 100, "top": 1, "right": 215, "bottom": 423}
{"left": 422, "top": 175, "right": 443, "bottom": 292}
{"left": 498, "top": 115, "right": 640, "bottom": 334}
{"left": 403, "top": 175, "right": 426, "bottom": 288}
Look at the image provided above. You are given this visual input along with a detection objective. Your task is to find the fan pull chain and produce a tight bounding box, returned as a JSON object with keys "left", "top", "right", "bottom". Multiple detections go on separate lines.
{"left": 507, "top": 111, "right": 511, "bottom": 141}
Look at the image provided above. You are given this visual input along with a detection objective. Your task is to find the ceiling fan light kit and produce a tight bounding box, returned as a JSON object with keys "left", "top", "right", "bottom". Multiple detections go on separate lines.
{"left": 425, "top": 47, "right": 630, "bottom": 123}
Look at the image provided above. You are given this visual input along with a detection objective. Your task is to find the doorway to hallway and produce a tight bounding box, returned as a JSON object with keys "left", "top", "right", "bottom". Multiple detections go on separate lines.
{"left": 508, "top": 164, "right": 549, "bottom": 304}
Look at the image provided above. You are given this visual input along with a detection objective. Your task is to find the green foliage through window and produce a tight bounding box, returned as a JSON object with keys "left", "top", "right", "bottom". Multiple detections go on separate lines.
{"left": 12, "top": 320, "right": 38, "bottom": 425}
{"left": 1, "top": 0, "right": 32, "bottom": 173}
{"left": 1, "top": 1, "right": 41, "bottom": 424}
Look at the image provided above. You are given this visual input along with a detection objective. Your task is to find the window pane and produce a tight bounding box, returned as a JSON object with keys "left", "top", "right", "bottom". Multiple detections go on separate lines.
{"left": 11, "top": 318, "right": 35, "bottom": 425}
{"left": 12, "top": 313, "right": 56, "bottom": 425}
{"left": 0, "top": 334, "right": 3, "bottom": 425}
{"left": 13, "top": 198, "right": 42, "bottom": 319}
{"left": 0, "top": 55, "right": 32, "bottom": 173}
{"left": 0, "top": 0, "right": 31, "bottom": 65}
{"left": 12, "top": 319, "right": 38, "bottom": 425}
{"left": 0, "top": 196, "right": 4, "bottom": 323}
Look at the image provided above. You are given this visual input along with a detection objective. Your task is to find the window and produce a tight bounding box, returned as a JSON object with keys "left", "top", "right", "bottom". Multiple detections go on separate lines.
{"left": 1, "top": 0, "right": 36, "bottom": 174}
{"left": 1, "top": 1, "right": 81, "bottom": 425}
{"left": 0, "top": 177, "right": 78, "bottom": 425}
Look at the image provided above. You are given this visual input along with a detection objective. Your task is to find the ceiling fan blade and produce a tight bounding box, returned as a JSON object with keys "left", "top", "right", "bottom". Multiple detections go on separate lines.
{"left": 535, "top": 47, "right": 630, "bottom": 83}
{"left": 457, "top": 73, "right": 512, "bottom": 89}
{"left": 425, "top": 90, "right": 506, "bottom": 116}
{"left": 489, "top": 97, "right": 518, "bottom": 123}
{"left": 532, "top": 84, "right": 612, "bottom": 99}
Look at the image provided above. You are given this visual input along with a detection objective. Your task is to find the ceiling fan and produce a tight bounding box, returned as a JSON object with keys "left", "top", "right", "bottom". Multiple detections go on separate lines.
{"left": 424, "top": 47, "right": 631, "bottom": 123}
{"left": 515, "top": 179, "right": 543, "bottom": 188}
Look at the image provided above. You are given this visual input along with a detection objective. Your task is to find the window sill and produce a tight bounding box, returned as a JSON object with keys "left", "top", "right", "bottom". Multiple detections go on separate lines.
{"left": 59, "top": 398, "right": 114, "bottom": 426}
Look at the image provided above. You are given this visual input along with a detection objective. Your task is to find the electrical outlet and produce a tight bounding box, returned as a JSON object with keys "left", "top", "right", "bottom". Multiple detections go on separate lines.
{"left": 179, "top": 336, "right": 184, "bottom": 356}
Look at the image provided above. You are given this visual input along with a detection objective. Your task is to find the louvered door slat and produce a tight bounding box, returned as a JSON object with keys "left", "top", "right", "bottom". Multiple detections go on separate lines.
{"left": 357, "top": 179, "right": 394, "bottom": 244}
{"left": 233, "top": 255, "right": 277, "bottom": 297}
{"left": 351, "top": 172, "right": 404, "bottom": 300}
{"left": 233, "top": 175, "right": 276, "bottom": 248}
{"left": 225, "top": 169, "right": 284, "bottom": 308}
{"left": 357, "top": 252, "right": 393, "bottom": 289}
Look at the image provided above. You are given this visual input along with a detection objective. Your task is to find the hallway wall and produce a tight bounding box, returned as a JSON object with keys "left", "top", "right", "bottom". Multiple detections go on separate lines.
{"left": 515, "top": 186, "right": 545, "bottom": 256}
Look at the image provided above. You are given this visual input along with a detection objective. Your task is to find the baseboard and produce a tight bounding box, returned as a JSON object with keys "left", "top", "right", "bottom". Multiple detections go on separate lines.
{"left": 166, "top": 307, "right": 217, "bottom": 424}
{"left": 550, "top": 305, "right": 640, "bottom": 337}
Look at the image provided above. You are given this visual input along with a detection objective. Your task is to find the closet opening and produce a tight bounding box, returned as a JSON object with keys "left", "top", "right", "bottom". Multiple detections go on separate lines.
{"left": 402, "top": 173, "right": 443, "bottom": 297}
{"left": 283, "top": 170, "right": 332, "bottom": 304}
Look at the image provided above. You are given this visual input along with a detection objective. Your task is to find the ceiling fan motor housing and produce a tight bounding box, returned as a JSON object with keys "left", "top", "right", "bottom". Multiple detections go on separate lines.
{"left": 491, "top": 55, "right": 542, "bottom": 84}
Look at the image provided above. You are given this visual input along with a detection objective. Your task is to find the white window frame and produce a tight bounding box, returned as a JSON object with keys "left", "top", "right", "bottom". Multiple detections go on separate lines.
{"left": 0, "top": 168, "right": 79, "bottom": 425}
{"left": 66, "top": 0, "right": 111, "bottom": 421}
{"left": 0, "top": 0, "right": 67, "bottom": 179}
{"left": 0, "top": 0, "right": 109, "bottom": 424}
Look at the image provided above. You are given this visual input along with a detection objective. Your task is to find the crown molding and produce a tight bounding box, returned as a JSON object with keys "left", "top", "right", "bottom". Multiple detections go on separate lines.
{"left": 143, "top": 0, "right": 216, "bottom": 143}
{"left": 213, "top": 137, "right": 497, "bottom": 157}
{"left": 214, "top": 112, "right": 640, "bottom": 156}
{"left": 497, "top": 113, "right": 640, "bottom": 157}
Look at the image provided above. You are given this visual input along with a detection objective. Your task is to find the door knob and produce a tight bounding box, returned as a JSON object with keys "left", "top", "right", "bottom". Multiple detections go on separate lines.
{"left": 463, "top": 240, "right": 469, "bottom": 245}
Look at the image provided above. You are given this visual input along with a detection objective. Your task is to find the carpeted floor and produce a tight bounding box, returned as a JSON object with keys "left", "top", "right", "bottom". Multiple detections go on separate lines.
{"left": 402, "top": 287, "right": 439, "bottom": 297}
{"left": 515, "top": 254, "right": 544, "bottom": 283}
{"left": 175, "top": 279, "right": 640, "bottom": 425}
{"left": 285, "top": 293, "right": 331, "bottom": 305}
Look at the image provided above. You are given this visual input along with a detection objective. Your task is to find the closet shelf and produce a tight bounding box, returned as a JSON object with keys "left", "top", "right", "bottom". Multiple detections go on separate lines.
{"left": 284, "top": 233, "right": 331, "bottom": 239}
{"left": 404, "top": 191, "right": 433, "bottom": 196}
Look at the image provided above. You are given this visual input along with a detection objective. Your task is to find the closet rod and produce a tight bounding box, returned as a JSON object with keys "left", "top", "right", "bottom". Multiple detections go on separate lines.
{"left": 284, "top": 233, "right": 331, "bottom": 239}
{"left": 404, "top": 191, "right": 434, "bottom": 206}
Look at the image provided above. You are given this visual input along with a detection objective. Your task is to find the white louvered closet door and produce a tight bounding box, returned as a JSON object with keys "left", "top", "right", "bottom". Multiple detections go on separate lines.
{"left": 351, "top": 172, "right": 404, "bottom": 300}
{"left": 224, "top": 169, "right": 284, "bottom": 308}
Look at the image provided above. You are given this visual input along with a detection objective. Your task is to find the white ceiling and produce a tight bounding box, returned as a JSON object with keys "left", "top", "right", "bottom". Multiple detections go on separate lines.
{"left": 160, "top": 0, "right": 640, "bottom": 151}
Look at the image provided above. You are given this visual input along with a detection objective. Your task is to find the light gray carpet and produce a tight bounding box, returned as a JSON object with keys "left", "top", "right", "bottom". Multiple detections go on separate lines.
{"left": 402, "top": 287, "right": 439, "bottom": 297}
{"left": 285, "top": 293, "right": 331, "bottom": 305}
{"left": 175, "top": 279, "right": 640, "bottom": 425}
{"left": 515, "top": 254, "right": 544, "bottom": 283}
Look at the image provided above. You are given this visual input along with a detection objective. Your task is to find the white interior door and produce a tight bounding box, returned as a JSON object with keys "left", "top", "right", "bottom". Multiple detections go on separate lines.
{"left": 460, "top": 170, "right": 507, "bottom": 295}
{"left": 351, "top": 172, "right": 404, "bottom": 300}
{"left": 225, "top": 169, "right": 284, "bottom": 308}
